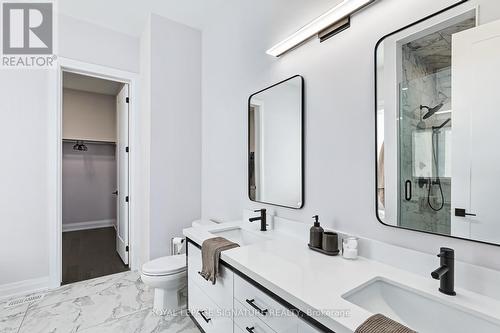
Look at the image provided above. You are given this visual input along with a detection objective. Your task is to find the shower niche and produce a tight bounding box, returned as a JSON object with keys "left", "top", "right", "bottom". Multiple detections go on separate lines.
{"left": 375, "top": 3, "right": 500, "bottom": 246}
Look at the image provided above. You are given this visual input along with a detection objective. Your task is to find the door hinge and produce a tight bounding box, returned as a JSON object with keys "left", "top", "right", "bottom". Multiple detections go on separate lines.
{"left": 125, "top": 97, "right": 129, "bottom": 103}
{"left": 125, "top": 196, "right": 129, "bottom": 203}
{"left": 125, "top": 246, "right": 129, "bottom": 252}
{"left": 125, "top": 146, "right": 129, "bottom": 153}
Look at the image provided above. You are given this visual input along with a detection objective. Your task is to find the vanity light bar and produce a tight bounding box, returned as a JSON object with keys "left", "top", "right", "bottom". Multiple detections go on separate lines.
{"left": 266, "top": 0, "right": 376, "bottom": 57}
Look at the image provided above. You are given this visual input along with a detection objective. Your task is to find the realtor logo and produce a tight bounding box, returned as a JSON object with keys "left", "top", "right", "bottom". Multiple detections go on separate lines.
{"left": 2, "top": 1, "right": 55, "bottom": 67}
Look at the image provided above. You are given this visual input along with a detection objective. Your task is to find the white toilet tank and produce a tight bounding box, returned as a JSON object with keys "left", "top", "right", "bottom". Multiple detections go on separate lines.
{"left": 191, "top": 219, "right": 219, "bottom": 228}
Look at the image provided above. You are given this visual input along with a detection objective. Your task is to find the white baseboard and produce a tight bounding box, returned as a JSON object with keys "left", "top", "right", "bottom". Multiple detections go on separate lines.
{"left": 62, "top": 219, "right": 116, "bottom": 232}
{"left": 0, "top": 276, "right": 50, "bottom": 300}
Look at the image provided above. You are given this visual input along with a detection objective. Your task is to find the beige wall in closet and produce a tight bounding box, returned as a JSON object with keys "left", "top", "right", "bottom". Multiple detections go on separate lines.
{"left": 63, "top": 88, "right": 116, "bottom": 142}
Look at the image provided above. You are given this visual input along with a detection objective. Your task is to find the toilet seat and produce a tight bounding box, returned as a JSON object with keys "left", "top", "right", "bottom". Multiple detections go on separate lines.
{"left": 142, "top": 254, "right": 186, "bottom": 276}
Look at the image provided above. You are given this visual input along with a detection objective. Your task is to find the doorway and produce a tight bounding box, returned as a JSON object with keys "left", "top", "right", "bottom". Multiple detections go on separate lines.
{"left": 61, "top": 72, "right": 130, "bottom": 284}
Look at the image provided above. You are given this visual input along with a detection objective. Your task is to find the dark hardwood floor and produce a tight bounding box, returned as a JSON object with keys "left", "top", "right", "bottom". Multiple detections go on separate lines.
{"left": 62, "top": 227, "right": 129, "bottom": 285}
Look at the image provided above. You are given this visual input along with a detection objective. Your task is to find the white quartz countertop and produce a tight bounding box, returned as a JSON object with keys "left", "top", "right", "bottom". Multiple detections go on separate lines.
{"left": 183, "top": 221, "right": 500, "bottom": 332}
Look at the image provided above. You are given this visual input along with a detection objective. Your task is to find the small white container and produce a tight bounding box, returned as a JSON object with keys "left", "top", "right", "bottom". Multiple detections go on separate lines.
{"left": 342, "top": 237, "right": 358, "bottom": 260}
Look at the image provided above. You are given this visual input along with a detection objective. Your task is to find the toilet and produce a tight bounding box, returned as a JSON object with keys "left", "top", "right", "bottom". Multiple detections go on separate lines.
{"left": 141, "top": 220, "right": 218, "bottom": 315}
{"left": 141, "top": 254, "right": 187, "bottom": 315}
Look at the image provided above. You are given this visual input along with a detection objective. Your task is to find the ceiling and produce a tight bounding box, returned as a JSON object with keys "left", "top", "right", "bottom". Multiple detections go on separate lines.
{"left": 63, "top": 72, "right": 124, "bottom": 96}
{"left": 58, "top": 0, "right": 341, "bottom": 37}
{"left": 58, "top": 0, "right": 229, "bottom": 36}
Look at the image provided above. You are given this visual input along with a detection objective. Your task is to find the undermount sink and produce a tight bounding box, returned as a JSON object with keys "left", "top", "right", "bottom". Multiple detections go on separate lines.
{"left": 343, "top": 278, "right": 500, "bottom": 333}
{"left": 210, "top": 227, "right": 266, "bottom": 246}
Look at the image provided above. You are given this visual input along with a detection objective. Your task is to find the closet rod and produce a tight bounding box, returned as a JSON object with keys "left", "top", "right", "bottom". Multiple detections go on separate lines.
{"left": 62, "top": 139, "right": 116, "bottom": 145}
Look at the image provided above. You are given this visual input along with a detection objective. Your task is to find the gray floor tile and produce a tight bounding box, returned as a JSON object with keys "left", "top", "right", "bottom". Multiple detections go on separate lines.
{"left": 81, "top": 309, "right": 200, "bottom": 333}
{"left": 2, "top": 271, "right": 199, "bottom": 333}
{"left": 20, "top": 275, "right": 153, "bottom": 333}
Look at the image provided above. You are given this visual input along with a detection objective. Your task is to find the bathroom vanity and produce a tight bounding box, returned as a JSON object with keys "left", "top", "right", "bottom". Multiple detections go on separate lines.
{"left": 183, "top": 215, "right": 500, "bottom": 333}
{"left": 187, "top": 240, "right": 322, "bottom": 333}
{"left": 185, "top": 221, "right": 337, "bottom": 333}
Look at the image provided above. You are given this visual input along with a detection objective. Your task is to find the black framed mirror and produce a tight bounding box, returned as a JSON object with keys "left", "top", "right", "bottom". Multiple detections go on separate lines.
{"left": 375, "top": 1, "right": 500, "bottom": 247}
{"left": 248, "top": 75, "right": 304, "bottom": 209}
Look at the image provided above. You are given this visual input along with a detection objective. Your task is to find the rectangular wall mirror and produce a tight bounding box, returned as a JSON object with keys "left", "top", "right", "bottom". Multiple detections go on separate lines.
{"left": 376, "top": 2, "right": 500, "bottom": 246}
{"left": 248, "top": 75, "right": 304, "bottom": 209}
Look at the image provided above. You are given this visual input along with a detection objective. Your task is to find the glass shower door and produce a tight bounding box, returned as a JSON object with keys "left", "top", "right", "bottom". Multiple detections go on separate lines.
{"left": 398, "top": 71, "right": 452, "bottom": 234}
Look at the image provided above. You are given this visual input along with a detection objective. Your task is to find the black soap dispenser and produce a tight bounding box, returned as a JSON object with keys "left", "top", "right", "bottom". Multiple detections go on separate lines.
{"left": 310, "top": 215, "right": 324, "bottom": 248}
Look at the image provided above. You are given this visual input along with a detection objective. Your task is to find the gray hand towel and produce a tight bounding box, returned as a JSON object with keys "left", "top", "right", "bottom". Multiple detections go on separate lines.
{"left": 200, "top": 237, "right": 239, "bottom": 285}
{"left": 355, "top": 314, "right": 417, "bottom": 333}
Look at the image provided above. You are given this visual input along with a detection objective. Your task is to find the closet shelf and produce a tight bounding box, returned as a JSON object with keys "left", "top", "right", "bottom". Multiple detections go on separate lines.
{"left": 63, "top": 138, "right": 116, "bottom": 145}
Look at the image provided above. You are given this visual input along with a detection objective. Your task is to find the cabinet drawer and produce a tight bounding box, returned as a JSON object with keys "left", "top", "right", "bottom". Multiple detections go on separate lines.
{"left": 188, "top": 242, "right": 234, "bottom": 310}
{"left": 234, "top": 324, "right": 246, "bottom": 333}
{"left": 234, "top": 298, "right": 277, "bottom": 333}
{"left": 297, "top": 319, "right": 323, "bottom": 333}
{"left": 234, "top": 275, "right": 297, "bottom": 333}
{"left": 188, "top": 280, "right": 233, "bottom": 333}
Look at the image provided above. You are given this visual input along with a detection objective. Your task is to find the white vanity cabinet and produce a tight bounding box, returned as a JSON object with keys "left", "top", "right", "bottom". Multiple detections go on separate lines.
{"left": 189, "top": 281, "right": 233, "bottom": 332}
{"left": 233, "top": 324, "right": 246, "bottom": 333}
{"left": 187, "top": 242, "right": 234, "bottom": 309}
{"left": 187, "top": 242, "right": 234, "bottom": 333}
{"left": 233, "top": 297, "right": 277, "bottom": 333}
{"left": 234, "top": 274, "right": 298, "bottom": 333}
{"left": 298, "top": 320, "right": 327, "bottom": 333}
{"left": 187, "top": 240, "right": 325, "bottom": 333}
{"left": 233, "top": 274, "right": 324, "bottom": 333}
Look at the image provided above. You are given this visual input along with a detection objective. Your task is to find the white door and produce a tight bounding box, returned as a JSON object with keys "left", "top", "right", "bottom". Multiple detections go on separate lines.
{"left": 116, "top": 84, "right": 129, "bottom": 264}
{"left": 451, "top": 19, "right": 500, "bottom": 243}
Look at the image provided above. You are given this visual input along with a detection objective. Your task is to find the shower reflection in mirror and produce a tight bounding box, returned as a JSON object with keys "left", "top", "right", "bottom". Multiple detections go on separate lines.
{"left": 373, "top": 4, "right": 500, "bottom": 245}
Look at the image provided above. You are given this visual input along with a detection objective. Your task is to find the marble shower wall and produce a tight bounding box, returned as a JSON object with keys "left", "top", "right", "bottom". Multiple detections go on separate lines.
{"left": 399, "top": 50, "right": 452, "bottom": 234}
{"left": 398, "top": 11, "right": 476, "bottom": 234}
{"left": 396, "top": 16, "right": 476, "bottom": 235}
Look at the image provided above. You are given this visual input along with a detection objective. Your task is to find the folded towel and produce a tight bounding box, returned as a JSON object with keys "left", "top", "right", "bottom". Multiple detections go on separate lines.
{"left": 355, "top": 314, "right": 416, "bottom": 333}
{"left": 200, "top": 237, "right": 239, "bottom": 285}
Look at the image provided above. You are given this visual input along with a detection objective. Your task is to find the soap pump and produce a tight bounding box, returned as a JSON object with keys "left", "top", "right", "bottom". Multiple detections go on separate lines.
{"left": 309, "top": 215, "right": 324, "bottom": 248}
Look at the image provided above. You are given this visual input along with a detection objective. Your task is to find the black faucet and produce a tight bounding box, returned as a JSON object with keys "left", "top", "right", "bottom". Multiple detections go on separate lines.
{"left": 431, "top": 247, "right": 456, "bottom": 296}
{"left": 249, "top": 209, "right": 267, "bottom": 231}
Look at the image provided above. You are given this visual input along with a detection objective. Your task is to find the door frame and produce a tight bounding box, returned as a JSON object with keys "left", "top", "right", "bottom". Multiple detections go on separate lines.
{"left": 50, "top": 57, "right": 140, "bottom": 287}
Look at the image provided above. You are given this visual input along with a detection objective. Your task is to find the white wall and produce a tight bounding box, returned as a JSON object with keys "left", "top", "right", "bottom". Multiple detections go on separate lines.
{"left": 145, "top": 14, "right": 202, "bottom": 259}
{"left": 0, "top": 15, "right": 140, "bottom": 295}
{"left": 0, "top": 70, "right": 51, "bottom": 288}
{"left": 201, "top": 0, "right": 500, "bottom": 271}
{"left": 138, "top": 17, "right": 153, "bottom": 266}
{"left": 58, "top": 15, "right": 140, "bottom": 73}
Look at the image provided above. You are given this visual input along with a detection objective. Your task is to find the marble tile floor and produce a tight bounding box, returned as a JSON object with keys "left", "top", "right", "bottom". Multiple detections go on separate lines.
{"left": 0, "top": 271, "right": 200, "bottom": 333}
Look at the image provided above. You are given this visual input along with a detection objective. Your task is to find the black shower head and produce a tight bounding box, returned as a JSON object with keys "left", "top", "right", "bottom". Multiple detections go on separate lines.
{"left": 420, "top": 103, "right": 444, "bottom": 119}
